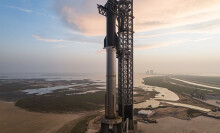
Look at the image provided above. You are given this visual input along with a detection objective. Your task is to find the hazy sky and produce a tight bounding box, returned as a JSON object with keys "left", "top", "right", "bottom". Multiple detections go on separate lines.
{"left": 0, "top": 0, "right": 220, "bottom": 75}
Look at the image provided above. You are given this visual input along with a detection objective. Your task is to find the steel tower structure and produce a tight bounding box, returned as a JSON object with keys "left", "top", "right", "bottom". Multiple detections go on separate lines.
{"left": 98, "top": 0, "right": 134, "bottom": 132}
{"left": 117, "top": 0, "right": 134, "bottom": 130}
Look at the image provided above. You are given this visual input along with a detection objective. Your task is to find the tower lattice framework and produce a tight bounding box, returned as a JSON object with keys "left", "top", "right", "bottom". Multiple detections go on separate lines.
{"left": 97, "top": 0, "right": 134, "bottom": 132}
{"left": 117, "top": 0, "right": 134, "bottom": 129}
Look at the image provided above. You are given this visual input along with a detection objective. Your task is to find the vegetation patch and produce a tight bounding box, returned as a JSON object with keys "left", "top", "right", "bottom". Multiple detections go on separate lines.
{"left": 143, "top": 76, "right": 220, "bottom": 95}
{"left": 187, "top": 109, "right": 203, "bottom": 118}
{"left": 71, "top": 114, "right": 98, "bottom": 133}
{"left": 15, "top": 91, "right": 105, "bottom": 113}
{"left": 0, "top": 82, "right": 45, "bottom": 92}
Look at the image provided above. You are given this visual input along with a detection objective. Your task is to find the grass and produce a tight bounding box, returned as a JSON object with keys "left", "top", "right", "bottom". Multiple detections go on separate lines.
{"left": 71, "top": 114, "right": 98, "bottom": 133}
{"left": 0, "top": 82, "right": 45, "bottom": 92}
{"left": 172, "top": 75, "right": 220, "bottom": 86}
{"left": 187, "top": 109, "right": 203, "bottom": 118}
{"left": 0, "top": 79, "right": 92, "bottom": 93}
{"left": 143, "top": 76, "right": 220, "bottom": 95}
{"left": 15, "top": 91, "right": 105, "bottom": 113}
{"left": 144, "top": 76, "right": 196, "bottom": 94}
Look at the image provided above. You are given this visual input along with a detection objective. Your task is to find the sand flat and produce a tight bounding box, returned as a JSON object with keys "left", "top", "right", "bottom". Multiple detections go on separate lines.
{"left": 138, "top": 116, "right": 220, "bottom": 133}
{"left": 0, "top": 101, "right": 84, "bottom": 133}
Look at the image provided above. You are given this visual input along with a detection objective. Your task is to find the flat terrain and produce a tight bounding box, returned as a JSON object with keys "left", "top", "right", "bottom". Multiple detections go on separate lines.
{"left": 1, "top": 75, "right": 220, "bottom": 133}
{"left": 171, "top": 75, "right": 220, "bottom": 87}
{"left": 138, "top": 116, "right": 220, "bottom": 133}
{"left": 15, "top": 91, "right": 105, "bottom": 113}
{"left": 144, "top": 76, "right": 220, "bottom": 95}
{"left": 0, "top": 78, "right": 105, "bottom": 133}
{"left": 0, "top": 78, "right": 105, "bottom": 112}
{"left": 0, "top": 101, "right": 86, "bottom": 133}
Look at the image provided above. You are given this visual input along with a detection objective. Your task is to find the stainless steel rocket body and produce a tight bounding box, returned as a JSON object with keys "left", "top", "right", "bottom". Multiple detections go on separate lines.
{"left": 105, "top": 0, "right": 117, "bottom": 119}
{"left": 98, "top": 0, "right": 135, "bottom": 132}
{"left": 105, "top": 47, "right": 116, "bottom": 119}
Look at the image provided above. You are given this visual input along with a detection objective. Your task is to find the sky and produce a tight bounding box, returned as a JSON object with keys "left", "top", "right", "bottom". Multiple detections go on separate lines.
{"left": 0, "top": 0, "right": 220, "bottom": 76}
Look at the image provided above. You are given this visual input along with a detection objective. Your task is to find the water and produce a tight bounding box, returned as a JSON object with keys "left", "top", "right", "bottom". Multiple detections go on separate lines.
{"left": 134, "top": 77, "right": 211, "bottom": 111}
{"left": 0, "top": 73, "right": 159, "bottom": 87}
{"left": 23, "top": 85, "right": 77, "bottom": 95}
{"left": 134, "top": 74, "right": 180, "bottom": 108}
{"left": 0, "top": 73, "right": 106, "bottom": 82}
{"left": 134, "top": 85, "right": 180, "bottom": 109}
{"left": 134, "top": 74, "right": 180, "bottom": 101}
{"left": 1, "top": 73, "right": 106, "bottom": 95}
{"left": 134, "top": 75, "right": 211, "bottom": 112}
{"left": 1, "top": 73, "right": 179, "bottom": 101}
{"left": 134, "top": 76, "right": 211, "bottom": 111}
{"left": 1, "top": 73, "right": 212, "bottom": 111}
{"left": 66, "top": 90, "right": 102, "bottom": 95}
{"left": 141, "top": 85, "right": 179, "bottom": 101}
{"left": 133, "top": 75, "right": 179, "bottom": 101}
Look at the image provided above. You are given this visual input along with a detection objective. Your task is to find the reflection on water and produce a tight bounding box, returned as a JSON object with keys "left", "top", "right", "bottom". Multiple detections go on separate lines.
{"left": 134, "top": 74, "right": 180, "bottom": 109}
{"left": 141, "top": 85, "right": 179, "bottom": 101}
{"left": 1, "top": 73, "right": 212, "bottom": 111}
{"left": 15, "top": 74, "right": 107, "bottom": 95}
{"left": 134, "top": 76, "right": 212, "bottom": 112}
{"left": 22, "top": 80, "right": 106, "bottom": 95}
{"left": 134, "top": 74, "right": 179, "bottom": 101}
{"left": 3, "top": 73, "right": 165, "bottom": 96}
{"left": 16, "top": 74, "right": 178, "bottom": 104}
{"left": 0, "top": 73, "right": 106, "bottom": 82}
{"left": 23, "top": 85, "right": 76, "bottom": 95}
{"left": 66, "top": 90, "right": 102, "bottom": 95}
{"left": 134, "top": 85, "right": 179, "bottom": 109}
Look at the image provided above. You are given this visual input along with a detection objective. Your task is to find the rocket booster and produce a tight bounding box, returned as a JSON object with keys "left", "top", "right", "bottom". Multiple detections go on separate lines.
{"left": 104, "top": 0, "right": 118, "bottom": 119}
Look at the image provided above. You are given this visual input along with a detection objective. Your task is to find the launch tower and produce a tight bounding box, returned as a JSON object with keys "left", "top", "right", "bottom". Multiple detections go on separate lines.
{"left": 98, "top": 0, "right": 135, "bottom": 132}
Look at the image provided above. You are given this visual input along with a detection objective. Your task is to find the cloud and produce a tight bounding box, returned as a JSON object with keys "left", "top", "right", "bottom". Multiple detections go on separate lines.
{"left": 186, "top": 19, "right": 220, "bottom": 34}
{"left": 55, "top": 0, "right": 220, "bottom": 36}
{"left": 96, "top": 49, "right": 105, "bottom": 55}
{"left": 137, "top": 19, "right": 220, "bottom": 38}
{"left": 32, "top": 34, "right": 101, "bottom": 48}
{"left": 134, "top": 0, "right": 220, "bottom": 32}
{"left": 135, "top": 40, "right": 186, "bottom": 50}
{"left": 54, "top": 44, "right": 67, "bottom": 48}
{"left": 7, "top": 5, "right": 60, "bottom": 20}
{"left": 32, "top": 34, "right": 103, "bottom": 45}
{"left": 95, "top": 40, "right": 182, "bottom": 54}
{"left": 56, "top": 0, "right": 105, "bottom": 36}
{"left": 193, "top": 37, "right": 212, "bottom": 42}
{"left": 135, "top": 36, "right": 212, "bottom": 50}
{"left": 7, "top": 5, "right": 33, "bottom": 13}
{"left": 32, "top": 35, "right": 67, "bottom": 42}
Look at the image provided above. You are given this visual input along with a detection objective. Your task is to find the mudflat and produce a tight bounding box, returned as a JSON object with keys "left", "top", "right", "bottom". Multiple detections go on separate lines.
{"left": 0, "top": 101, "right": 84, "bottom": 133}
{"left": 138, "top": 116, "right": 220, "bottom": 133}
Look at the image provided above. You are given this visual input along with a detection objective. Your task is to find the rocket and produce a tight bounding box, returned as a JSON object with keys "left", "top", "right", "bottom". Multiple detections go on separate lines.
{"left": 98, "top": 0, "right": 135, "bottom": 132}
{"left": 104, "top": 0, "right": 119, "bottom": 119}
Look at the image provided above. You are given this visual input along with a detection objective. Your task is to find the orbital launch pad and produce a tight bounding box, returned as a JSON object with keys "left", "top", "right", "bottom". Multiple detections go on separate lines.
{"left": 97, "top": 0, "right": 135, "bottom": 132}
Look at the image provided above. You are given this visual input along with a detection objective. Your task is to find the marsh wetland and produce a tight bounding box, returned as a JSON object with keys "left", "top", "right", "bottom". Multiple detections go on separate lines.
{"left": 0, "top": 74, "right": 220, "bottom": 133}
